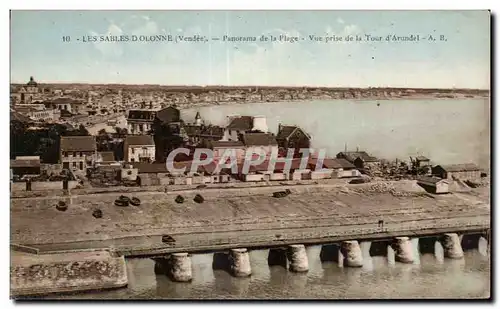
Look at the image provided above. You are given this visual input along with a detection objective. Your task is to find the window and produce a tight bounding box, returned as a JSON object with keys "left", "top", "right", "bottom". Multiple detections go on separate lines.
{"left": 131, "top": 148, "right": 135, "bottom": 154}
{"left": 79, "top": 162, "right": 83, "bottom": 170}
{"left": 63, "top": 152, "right": 68, "bottom": 157}
{"left": 79, "top": 152, "right": 83, "bottom": 157}
{"left": 72, "top": 162, "right": 77, "bottom": 168}
{"left": 131, "top": 158, "right": 135, "bottom": 162}
{"left": 73, "top": 152, "right": 76, "bottom": 157}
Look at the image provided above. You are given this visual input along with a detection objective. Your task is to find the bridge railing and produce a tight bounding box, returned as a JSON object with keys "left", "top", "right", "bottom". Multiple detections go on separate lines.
{"left": 180, "top": 217, "right": 489, "bottom": 249}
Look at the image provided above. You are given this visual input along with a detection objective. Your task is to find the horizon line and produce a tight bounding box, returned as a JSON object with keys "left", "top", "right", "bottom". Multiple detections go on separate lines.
{"left": 9, "top": 81, "right": 490, "bottom": 91}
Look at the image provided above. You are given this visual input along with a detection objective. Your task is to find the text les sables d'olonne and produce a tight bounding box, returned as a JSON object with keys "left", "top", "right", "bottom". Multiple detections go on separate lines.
{"left": 62, "top": 33, "right": 447, "bottom": 43}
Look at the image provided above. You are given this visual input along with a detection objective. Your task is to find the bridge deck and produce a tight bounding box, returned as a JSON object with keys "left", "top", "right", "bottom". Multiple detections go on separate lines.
{"left": 11, "top": 181, "right": 490, "bottom": 255}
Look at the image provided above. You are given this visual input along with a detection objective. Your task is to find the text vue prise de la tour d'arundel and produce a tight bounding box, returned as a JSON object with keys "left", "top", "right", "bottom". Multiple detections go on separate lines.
{"left": 66, "top": 33, "right": 447, "bottom": 44}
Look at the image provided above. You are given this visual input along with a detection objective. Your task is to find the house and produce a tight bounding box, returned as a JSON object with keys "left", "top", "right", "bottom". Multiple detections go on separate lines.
{"left": 15, "top": 105, "right": 60, "bottom": 123}
{"left": 307, "top": 157, "right": 361, "bottom": 179}
{"left": 308, "top": 158, "right": 341, "bottom": 179}
{"left": 124, "top": 135, "right": 155, "bottom": 163}
{"left": 336, "top": 151, "right": 379, "bottom": 169}
{"left": 432, "top": 164, "right": 481, "bottom": 181}
{"left": 335, "top": 158, "right": 361, "bottom": 178}
{"left": 241, "top": 132, "right": 279, "bottom": 159}
{"left": 224, "top": 116, "right": 254, "bottom": 141}
{"left": 156, "top": 105, "right": 181, "bottom": 125}
{"left": 417, "top": 176, "right": 450, "bottom": 194}
{"left": 131, "top": 162, "right": 169, "bottom": 186}
{"left": 60, "top": 136, "right": 97, "bottom": 172}
{"left": 30, "top": 108, "right": 60, "bottom": 123}
{"left": 223, "top": 115, "right": 268, "bottom": 141}
{"left": 415, "top": 156, "right": 431, "bottom": 168}
{"left": 10, "top": 156, "right": 41, "bottom": 177}
{"left": 181, "top": 112, "right": 224, "bottom": 146}
{"left": 182, "top": 124, "right": 224, "bottom": 146}
{"left": 276, "top": 124, "right": 311, "bottom": 151}
{"left": 94, "top": 151, "right": 118, "bottom": 166}
{"left": 127, "top": 109, "right": 157, "bottom": 135}
{"left": 42, "top": 97, "right": 85, "bottom": 114}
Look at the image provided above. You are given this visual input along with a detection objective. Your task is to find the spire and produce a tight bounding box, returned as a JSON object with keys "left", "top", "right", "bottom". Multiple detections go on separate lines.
{"left": 195, "top": 111, "right": 202, "bottom": 126}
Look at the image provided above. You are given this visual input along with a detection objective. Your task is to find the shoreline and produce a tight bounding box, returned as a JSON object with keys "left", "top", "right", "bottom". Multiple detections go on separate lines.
{"left": 176, "top": 94, "right": 489, "bottom": 110}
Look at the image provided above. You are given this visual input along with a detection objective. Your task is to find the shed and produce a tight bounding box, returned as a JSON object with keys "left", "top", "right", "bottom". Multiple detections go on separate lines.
{"left": 10, "top": 156, "right": 41, "bottom": 176}
{"left": 415, "top": 156, "right": 431, "bottom": 168}
{"left": 417, "top": 176, "right": 450, "bottom": 194}
{"left": 432, "top": 163, "right": 481, "bottom": 181}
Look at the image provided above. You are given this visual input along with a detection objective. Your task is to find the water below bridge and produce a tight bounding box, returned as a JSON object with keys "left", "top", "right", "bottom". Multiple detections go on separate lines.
{"left": 51, "top": 240, "right": 489, "bottom": 299}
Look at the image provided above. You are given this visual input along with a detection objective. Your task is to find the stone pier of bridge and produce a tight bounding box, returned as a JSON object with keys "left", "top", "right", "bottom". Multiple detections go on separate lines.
{"left": 150, "top": 231, "right": 489, "bottom": 282}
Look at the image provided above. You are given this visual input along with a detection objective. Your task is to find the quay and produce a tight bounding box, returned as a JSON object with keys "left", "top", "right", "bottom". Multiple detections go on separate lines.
{"left": 10, "top": 180, "right": 490, "bottom": 295}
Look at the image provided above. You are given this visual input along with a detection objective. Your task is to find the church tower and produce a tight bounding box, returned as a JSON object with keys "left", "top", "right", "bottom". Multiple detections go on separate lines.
{"left": 195, "top": 111, "right": 202, "bottom": 126}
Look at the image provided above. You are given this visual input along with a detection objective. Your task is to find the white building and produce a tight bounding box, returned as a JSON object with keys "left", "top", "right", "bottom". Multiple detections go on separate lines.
{"left": 124, "top": 135, "right": 155, "bottom": 163}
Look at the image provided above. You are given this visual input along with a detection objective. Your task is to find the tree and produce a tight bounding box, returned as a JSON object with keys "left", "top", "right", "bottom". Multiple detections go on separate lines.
{"left": 96, "top": 128, "right": 112, "bottom": 151}
{"left": 10, "top": 121, "right": 92, "bottom": 163}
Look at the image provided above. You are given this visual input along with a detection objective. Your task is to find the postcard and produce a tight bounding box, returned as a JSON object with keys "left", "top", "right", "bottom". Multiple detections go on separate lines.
{"left": 10, "top": 10, "right": 490, "bottom": 300}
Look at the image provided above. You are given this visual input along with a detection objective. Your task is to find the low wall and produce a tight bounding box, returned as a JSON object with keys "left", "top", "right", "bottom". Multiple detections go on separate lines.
{"left": 311, "top": 170, "right": 333, "bottom": 180}
{"left": 11, "top": 181, "right": 78, "bottom": 192}
{"left": 243, "top": 174, "right": 265, "bottom": 182}
{"left": 270, "top": 173, "right": 287, "bottom": 181}
{"left": 72, "top": 186, "right": 165, "bottom": 195}
{"left": 11, "top": 253, "right": 128, "bottom": 297}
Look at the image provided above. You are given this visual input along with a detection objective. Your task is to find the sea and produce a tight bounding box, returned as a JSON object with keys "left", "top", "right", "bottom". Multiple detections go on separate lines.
{"left": 57, "top": 98, "right": 490, "bottom": 299}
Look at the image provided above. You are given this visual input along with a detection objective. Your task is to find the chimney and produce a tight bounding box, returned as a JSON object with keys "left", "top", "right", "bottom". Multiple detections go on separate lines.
{"left": 252, "top": 116, "right": 268, "bottom": 133}
{"left": 278, "top": 123, "right": 282, "bottom": 133}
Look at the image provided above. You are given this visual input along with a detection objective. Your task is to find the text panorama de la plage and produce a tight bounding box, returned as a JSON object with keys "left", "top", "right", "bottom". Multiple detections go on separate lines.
{"left": 71, "top": 33, "right": 448, "bottom": 43}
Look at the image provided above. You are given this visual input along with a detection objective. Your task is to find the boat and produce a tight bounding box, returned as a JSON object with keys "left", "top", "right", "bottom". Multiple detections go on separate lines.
{"left": 114, "top": 195, "right": 130, "bottom": 207}
{"left": 130, "top": 197, "right": 141, "bottom": 206}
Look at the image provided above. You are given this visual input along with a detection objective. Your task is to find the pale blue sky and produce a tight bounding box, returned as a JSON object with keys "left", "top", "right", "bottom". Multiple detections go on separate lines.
{"left": 10, "top": 10, "right": 490, "bottom": 88}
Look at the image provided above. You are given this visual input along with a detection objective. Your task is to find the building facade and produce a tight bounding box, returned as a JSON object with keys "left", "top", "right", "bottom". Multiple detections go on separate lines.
{"left": 276, "top": 124, "right": 311, "bottom": 151}
{"left": 60, "top": 136, "right": 97, "bottom": 172}
{"left": 127, "top": 109, "right": 157, "bottom": 135}
{"left": 124, "top": 135, "right": 156, "bottom": 163}
{"left": 432, "top": 164, "right": 481, "bottom": 181}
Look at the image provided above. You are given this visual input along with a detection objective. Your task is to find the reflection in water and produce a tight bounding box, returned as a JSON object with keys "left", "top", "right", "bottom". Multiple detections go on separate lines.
{"left": 53, "top": 245, "right": 489, "bottom": 300}
{"left": 306, "top": 246, "right": 324, "bottom": 278}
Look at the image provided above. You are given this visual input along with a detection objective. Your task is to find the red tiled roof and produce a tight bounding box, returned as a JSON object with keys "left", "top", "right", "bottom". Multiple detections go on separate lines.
{"left": 237, "top": 158, "right": 306, "bottom": 173}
